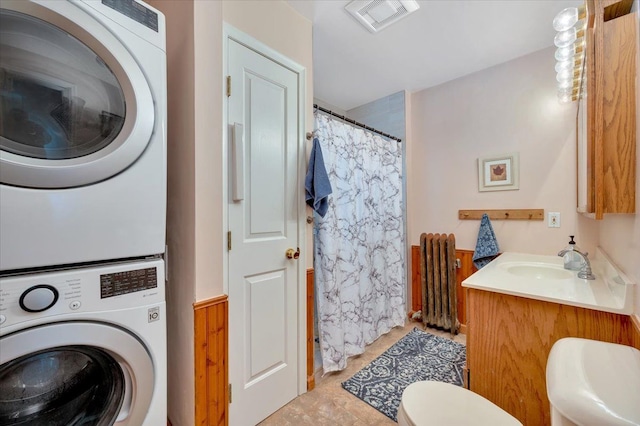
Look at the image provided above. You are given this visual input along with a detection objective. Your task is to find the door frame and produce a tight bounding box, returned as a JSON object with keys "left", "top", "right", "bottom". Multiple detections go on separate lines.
{"left": 221, "top": 23, "right": 308, "bottom": 396}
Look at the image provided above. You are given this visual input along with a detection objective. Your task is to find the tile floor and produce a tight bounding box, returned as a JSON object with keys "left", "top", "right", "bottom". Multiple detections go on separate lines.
{"left": 259, "top": 321, "right": 467, "bottom": 425}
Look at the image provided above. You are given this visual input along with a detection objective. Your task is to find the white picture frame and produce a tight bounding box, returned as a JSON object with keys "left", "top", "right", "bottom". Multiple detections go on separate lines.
{"left": 478, "top": 153, "right": 519, "bottom": 192}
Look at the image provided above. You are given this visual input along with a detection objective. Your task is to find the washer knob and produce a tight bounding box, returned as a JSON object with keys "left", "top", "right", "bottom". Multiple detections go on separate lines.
{"left": 19, "top": 285, "right": 59, "bottom": 313}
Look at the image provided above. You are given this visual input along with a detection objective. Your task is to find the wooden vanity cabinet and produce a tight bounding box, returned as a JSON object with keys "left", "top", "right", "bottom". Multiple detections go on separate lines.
{"left": 466, "top": 288, "right": 637, "bottom": 426}
{"left": 578, "top": 1, "right": 637, "bottom": 219}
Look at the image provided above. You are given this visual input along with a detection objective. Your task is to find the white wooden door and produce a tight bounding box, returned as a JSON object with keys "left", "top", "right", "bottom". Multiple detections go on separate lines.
{"left": 227, "top": 39, "right": 301, "bottom": 426}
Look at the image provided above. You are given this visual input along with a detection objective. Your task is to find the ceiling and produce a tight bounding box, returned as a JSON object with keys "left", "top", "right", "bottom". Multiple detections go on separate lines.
{"left": 287, "top": 0, "right": 583, "bottom": 111}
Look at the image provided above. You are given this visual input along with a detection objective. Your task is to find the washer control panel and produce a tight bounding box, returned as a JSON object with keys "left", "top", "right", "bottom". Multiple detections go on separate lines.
{"left": 19, "top": 285, "right": 59, "bottom": 312}
{"left": 0, "top": 259, "right": 164, "bottom": 331}
{"left": 1, "top": 277, "right": 82, "bottom": 319}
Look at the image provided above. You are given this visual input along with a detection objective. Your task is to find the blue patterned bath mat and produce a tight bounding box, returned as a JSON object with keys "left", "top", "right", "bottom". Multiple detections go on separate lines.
{"left": 341, "top": 327, "right": 466, "bottom": 421}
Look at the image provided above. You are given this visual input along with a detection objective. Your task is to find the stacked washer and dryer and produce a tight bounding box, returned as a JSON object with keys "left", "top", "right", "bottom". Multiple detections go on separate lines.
{"left": 0, "top": 1, "right": 167, "bottom": 424}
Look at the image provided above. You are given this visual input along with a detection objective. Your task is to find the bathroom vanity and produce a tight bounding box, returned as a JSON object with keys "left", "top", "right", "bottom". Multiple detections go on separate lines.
{"left": 462, "top": 250, "right": 639, "bottom": 426}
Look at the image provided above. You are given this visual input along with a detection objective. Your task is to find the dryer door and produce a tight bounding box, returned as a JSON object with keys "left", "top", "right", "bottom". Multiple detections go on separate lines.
{"left": 0, "top": 322, "right": 155, "bottom": 425}
{"left": 0, "top": 1, "right": 154, "bottom": 188}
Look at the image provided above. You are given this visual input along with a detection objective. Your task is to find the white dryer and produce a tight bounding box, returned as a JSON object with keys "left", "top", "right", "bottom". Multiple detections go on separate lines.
{"left": 0, "top": 0, "right": 167, "bottom": 271}
{"left": 0, "top": 258, "right": 167, "bottom": 425}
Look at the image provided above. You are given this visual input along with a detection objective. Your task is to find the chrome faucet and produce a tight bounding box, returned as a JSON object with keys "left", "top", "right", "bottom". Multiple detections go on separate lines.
{"left": 557, "top": 248, "right": 596, "bottom": 280}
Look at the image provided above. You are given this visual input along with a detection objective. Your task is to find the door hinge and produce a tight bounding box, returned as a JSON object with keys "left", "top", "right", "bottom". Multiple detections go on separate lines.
{"left": 227, "top": 231, "right": 232, "bottom": 251}
{"left": 228, "top": 383, "right": 232, "bottom": 404}
{"left": 226, "top": 76, "right": 231, "bottom": 97}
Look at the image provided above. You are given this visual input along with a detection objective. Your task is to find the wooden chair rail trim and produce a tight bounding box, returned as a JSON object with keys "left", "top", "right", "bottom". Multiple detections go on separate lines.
{"left": 193, "top": 294, "right": 228, "bottom": 310}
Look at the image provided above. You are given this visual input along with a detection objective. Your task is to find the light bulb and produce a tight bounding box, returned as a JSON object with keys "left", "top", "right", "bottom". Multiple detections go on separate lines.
{"left": 554, "top": 27, "right": 577, "bottom": 48}
{"left": 556, "top": 69, "right": 573, "bottom": 82}
{"left": 558, "top": 79, "right": 574, "bottom": 89}
{"left": 553, "top": 7, "right": 579, "bottom": 32}
{"left": 555, "top": 60, "right": 573, "bottom": 73}
{"left": 555, "top": 45, "right": 576, "bottom": 62}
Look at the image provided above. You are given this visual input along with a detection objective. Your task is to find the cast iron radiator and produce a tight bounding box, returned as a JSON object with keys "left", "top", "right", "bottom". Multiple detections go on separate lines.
{"left": 419, "top": 233, "right": 459, "bottom": 333}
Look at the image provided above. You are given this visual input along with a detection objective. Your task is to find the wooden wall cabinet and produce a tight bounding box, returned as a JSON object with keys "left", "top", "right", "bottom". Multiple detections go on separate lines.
{"left": 577, "top": 1, "right": 636, "bottom": 219}
{"left": 466, "top": 288, "right": 639, "bottom": 426}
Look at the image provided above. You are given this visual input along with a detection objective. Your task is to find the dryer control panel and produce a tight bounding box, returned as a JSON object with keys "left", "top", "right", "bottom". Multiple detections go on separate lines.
{"left": 0, "top": 258, "right": 165, "bottom": 331}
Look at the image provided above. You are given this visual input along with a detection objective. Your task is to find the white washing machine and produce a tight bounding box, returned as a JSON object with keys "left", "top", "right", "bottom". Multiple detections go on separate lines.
{"left": 0, "top": 258, "right": 167, "bottom": 425}
{"left": 0, "top": 0, "right": 167, "bottom": 272}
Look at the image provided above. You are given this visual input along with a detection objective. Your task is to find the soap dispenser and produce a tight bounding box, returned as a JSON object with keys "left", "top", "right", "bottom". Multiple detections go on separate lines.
{"left": 563, "top": 236, "right": 583, "bottom": 271}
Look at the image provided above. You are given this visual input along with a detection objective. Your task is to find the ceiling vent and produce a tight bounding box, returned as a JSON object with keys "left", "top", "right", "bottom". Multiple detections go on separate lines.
{"left": 345, "top": 0, "right": 420, "bottom": 33}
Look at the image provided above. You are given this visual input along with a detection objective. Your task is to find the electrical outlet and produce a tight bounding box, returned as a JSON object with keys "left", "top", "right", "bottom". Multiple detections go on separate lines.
{"left": 548, "top": 212, "right": 561, "bottom": 228}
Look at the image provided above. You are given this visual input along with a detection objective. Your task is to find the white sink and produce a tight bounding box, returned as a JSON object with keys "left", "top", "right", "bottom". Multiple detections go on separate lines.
{"left": 500, "top": 263, "right": 573, "bottom": 280}
{"left": 547, "top": 337, "right": 640, "bottom": 425}
{"left": 461, "top": 249, "right": 636, "bottom": 314}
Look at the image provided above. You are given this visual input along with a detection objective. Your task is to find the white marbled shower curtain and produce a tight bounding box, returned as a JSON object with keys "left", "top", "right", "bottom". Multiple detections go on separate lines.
{"left": 314, "top": 112, "right": 405, "bottom": 373}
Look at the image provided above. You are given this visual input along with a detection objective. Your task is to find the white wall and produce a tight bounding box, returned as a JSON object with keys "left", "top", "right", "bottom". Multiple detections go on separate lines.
{"left": 145, "top": 2, "right": 198, "bottom": 425}
{"left": 147, "top": 2, "right": 225, "bottom": 424}
{"left": 193, "top": 1, "right": 224, "bottom": 301}
{"left": 408, "top": 46, "right": 597, "bottom": 255}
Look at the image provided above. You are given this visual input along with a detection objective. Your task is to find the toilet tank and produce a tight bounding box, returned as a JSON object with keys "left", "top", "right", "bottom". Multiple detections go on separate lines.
{"left": 546, "top": 337, "right": 640, "bottom": 426}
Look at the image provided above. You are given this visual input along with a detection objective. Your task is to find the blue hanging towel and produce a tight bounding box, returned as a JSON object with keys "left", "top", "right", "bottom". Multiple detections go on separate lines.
{"left": 305, "top": 137, "right": 332, "bottom": 217}
{"left": 472, "top": 213, "right": 500, "bottom": 269}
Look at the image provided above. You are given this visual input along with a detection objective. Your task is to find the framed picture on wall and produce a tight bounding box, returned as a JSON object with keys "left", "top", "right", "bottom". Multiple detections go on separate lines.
{"left": 478, "top": 153, "right": 519, "bottom": 192}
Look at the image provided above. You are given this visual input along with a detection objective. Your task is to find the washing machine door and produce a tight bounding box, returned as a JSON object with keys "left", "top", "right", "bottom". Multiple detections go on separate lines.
{"left": 0, "top": 1, "right": 155, "bottom": 188}
{"left": 0, "top": 322, "right": 155, "bottom": 425}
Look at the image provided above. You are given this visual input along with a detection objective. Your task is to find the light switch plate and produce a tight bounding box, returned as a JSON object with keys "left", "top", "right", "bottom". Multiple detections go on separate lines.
{"left": 548, "top": 212, "right": 561, "bottom": 228}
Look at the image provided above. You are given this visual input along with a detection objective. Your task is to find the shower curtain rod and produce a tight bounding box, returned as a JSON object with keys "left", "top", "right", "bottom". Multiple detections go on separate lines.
{"left": 311, "top": 104, "right": 402, "bottom": 142}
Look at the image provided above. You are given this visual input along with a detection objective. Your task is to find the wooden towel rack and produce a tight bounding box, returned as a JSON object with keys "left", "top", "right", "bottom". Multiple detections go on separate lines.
{"left": 458, "top": 209, "right": 544, "bottom": 221}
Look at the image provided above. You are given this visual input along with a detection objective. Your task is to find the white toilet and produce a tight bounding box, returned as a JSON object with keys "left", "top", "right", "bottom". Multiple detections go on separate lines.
{"left": 397, "top": 381, "right": 523, "bottom": 426}
{"left": 546, "top": 337, "right": 640, "bottom": 426}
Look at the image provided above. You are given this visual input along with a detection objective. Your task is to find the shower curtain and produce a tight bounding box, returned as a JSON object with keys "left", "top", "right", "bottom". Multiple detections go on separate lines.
{"left": 314, "top": 112, "right": 405, "bottom": 373}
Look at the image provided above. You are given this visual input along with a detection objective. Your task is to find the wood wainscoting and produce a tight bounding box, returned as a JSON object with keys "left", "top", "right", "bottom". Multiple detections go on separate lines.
{"left": 194, "top": 295, "right": 228, "bottom": 426}
{"left": 306, "top": 268, "right": 315, "bottom": 391}
{"left": 632, "top": 314, "right": 640, "bottom": 349}
{"left": 410, "top": 245, "right": 477, "bottom": 328}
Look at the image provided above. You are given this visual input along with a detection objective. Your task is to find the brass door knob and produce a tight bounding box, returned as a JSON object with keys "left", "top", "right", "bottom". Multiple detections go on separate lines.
{"left": 285, "top": 247, "right": 300, "bottom": 260}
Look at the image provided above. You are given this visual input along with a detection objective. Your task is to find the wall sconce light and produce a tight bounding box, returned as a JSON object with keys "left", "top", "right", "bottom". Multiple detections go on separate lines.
{"left": 553, "top": 5, "right": 586, "bottom": 103}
